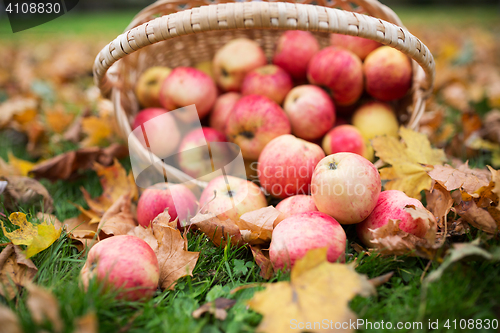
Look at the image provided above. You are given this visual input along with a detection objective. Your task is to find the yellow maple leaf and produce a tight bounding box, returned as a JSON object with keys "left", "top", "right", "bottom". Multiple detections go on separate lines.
{"left": 248, "top": 248, "right": 374, "bottom": 333}
{"left": 44, "top": 106, "right": 75, "bottom": 134}
{"left": 0, "top": 152, "right": 36, "bottom": 177}
{"left": 372, "top": 127, "right": 446, "bottom": 199}
{"left": 1, "top": 212, "right": 61, "bottom": 258}
{"left": 81, "top": 115, "right": 113, "bottom": 147}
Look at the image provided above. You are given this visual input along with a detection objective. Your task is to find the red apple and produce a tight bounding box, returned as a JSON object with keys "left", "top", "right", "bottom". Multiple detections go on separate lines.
{"left": 275, "top": 195, "right": 318, "bottom": 219}
{"left": 352, "top": 101, "right": 399, "bottom": 141}
{"left": 330, "top": 34, "right": 381, "bottom": 60}
{"left": 213, "top": 38, "right": 267, "bottom": 91}
{"left": 273, "top": 30, "right": 320, "bottom": 81}
{"left": 241, "top": 65, "right": 293, "bottom": 104}
{"left": 132, "top": 108, "right": 180, "bottom": 158}
{"left": 135, "top": 66, "right": 171, "bottom": 108}
{"left": 269, "top": 211, "right": 346, "bottom": 270}
{"left": 311, "top": 153, "right": 381, "bottom": 224}
{"left": 364, "top": 46, "right": 412, "bottom": 101}
{"left": 225, "top": 95, "right": 291, "bottom": 160}
{"left": 80, "top": 235, "right": 159, "bottom": 301}
{"left": 177, "top": 127, "right": 228, "bottom": 182}
{"left": 307, "top": 46, "right": 363, "bottom": 106}
{"left": 322, "top": 125, "right": 366, "bottom": 157}
{"left": 283, "top": 85, "right": 335, "bottom": 141}
{"left": 198, "top": 175, "right": 267, "bottom": 221}
{"left": 159, "top": 67, "right": 217, "bottom": 121}
{"left": 357, "top": 190, "right": 436, "bottom": 247}
{"left": 258, "top": 134, "right": 325, "bottom": 199}
{"left": 137, "top": 183, "right": 198, "bottom": 228}
{"left": 209, "top": 92, "right": 241, "bottom": 133}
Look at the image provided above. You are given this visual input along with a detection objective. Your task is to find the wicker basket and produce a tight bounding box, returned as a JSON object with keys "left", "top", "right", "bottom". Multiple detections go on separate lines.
{"left": 92, "top": 0, "right": 435, "bottom": 186}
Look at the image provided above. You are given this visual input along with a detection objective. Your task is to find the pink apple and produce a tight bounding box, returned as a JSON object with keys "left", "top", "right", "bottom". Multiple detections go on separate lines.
{"left": 241, "top": 65, "right": 293, "bottom": 104}
{"left": 177, "top": 127, "right": 227, "bottom": 182}
{"left": 209, "top": 92, "right": 241, "bottom": 133}
{"left": 269, "top": 211, "right": 346, "bottom": 270}
{"left": 137, "top": 183, "right": 198, "bottom": 228}
{"left": 356, "top": 190, "right": 436, "bottom": 248}
{"left": 311, "top": 153, "right": 381, "bottom": 224}
{"left": 132, "top": 108, "right": 180, "bottom": 158}
{"left": 258, "top": 134, "right": 325, "bottom": 199}
{"left": 273, "top": 30, "right": 320, "bottom": 81}
{"left": 322, "top": 125, "right": 366, "bottom": 157}
{"left": 80, "top": 235, "right": 159, "bottom": 301}
{"left": 283, "top": 85, "right": 335, "bottom": 141}
{"left": 213, "top": 38, "right": 267, "bottom": 92}
{"left": 330, "top": 34, "right": 381, "bottom": 60}
{"left": 225, "top": 95, "right": 291, "bottom": 160}
{"left": 275, "top": 195, "right": 318, "bottom": 219}
{"left": 364, "top": 46, "right": 412, "bottom": 101}
{"left": 159, "top": 67, "right": 217, "bottom": 121}
{"left": 307, "top": 46, "right": 363, "bottom": 106}
{"left": 198, "top": 175, "right": 267, "bottom": 221}
{"left": 135, "top": 66, "right": 172, "bottom": 108}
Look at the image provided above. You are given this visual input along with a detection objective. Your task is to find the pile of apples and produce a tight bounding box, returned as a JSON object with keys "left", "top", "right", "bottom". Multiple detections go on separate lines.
{"left": 130, "top": 31, "right": 427, "bottom": 271}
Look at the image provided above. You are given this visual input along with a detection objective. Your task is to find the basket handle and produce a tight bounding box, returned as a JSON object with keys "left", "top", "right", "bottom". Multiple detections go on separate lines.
{"left": 93, "top": 1, "right": 434, "bottom": 101}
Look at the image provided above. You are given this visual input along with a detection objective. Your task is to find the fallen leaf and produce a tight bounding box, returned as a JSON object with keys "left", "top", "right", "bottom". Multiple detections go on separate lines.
{"left": 127, "top": 225, "right": 158, "bottom": 253}
{"left": 63, "top": 214, "right": 98, "bottom": 239}
{"left": 44, "top": 105, "right": 75, "bottom": 134}
{"left": 0, "top": 176, "right": 53, "bottom": 213}
{"left": 0, "top": 303, "right": 22, "bottom": 333}
{"left": 192, "top": 298, "right": 236, "bottom": 320}
{"left": 80, "top": 115, "right": 113, "bottom": 147}
{"left": 483, "top": 109, "right": 500, "bottom": 144}
{"left": 98, "top": 194, "right": 137, "bottom": 237}
{"left": 368, "top": 272, "right": 394, "bottom": 287}
{"left": 236, "top": 206, "right": 280, "bottom": 245}
{"left": 1, "top": 212, "right": 62, "bottom": 258}
{"left": 26, "top": 284, "right": 63, "bottom": 333}
{"left": 0, "top": 152, "right": 36, "bottom": 177}
{"left": 372, "top": 127, "right": 446, "bottom": 199}
{"left": 428, "top": 162, "right": 491, "bottom": 194}
{"left": 248, "top": 248, "right": 375, "bottom": 333}
{"left": 29, "top": 144, "right": 128, "bottom": 181}
{"left": 0, "top": 244, "right": 38, "bottom": 299}
{"left": 0, "top": 97, "right": 37, "bottom": 128}
{"left": 74, "top": 312, "right": 98, "bottom": 333}
{"left": 426, "top": 182, "right": 453, "bottom": 228}
{"left": 189, "top": 212, "right": 243, "bottom": 247}
{"left": 81, "top": 160, "right": 137, "bottom": 216}
{"left": 250, "top": 246, "right": 274, "bottom": 280}
{"left": 404, "top": 205, "right": 438, "bottom": 243}
{"left": 453, "top": 199, "right": 498, "bottom": 234}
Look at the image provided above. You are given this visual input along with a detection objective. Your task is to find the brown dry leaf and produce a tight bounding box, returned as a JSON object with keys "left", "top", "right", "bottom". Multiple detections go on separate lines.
{"left": 483, "top": 109, "right": 500, "bottom": 144}
{"left": 0, "top": 244, "right": 38, "bottom": 299}
{"left": 453, "top": 199, "right": 498, "bottom": 234}
{"left": 26, "top": 284, "right": 63, "bottom": 333}
{"left": 80, "top": 115, "right": 113, "bottom": 147}
{"left": 98, "top": 194, "right": 137, "bottom": 237}
{"left": 74, "top": 312, "right": 98, "bottom": 333}
{"left": 0, "top": 97, "right": 37, "bottom": 128}
{"left": 250, "top": 246, "right": 274, "bottom": 280}
{"left": 62, "top": 214, "right": 99, "bottom": 252}
{"left": 236, "top": 206, "right": 281, "bottom": 245}
{"left": 248, "top": 248, "right": 375, "bottom": 333}
{"left": 189, "top": 212, "right": 243, "bottom": 247}
{"left": 372, "top": 127, "right": 446, "bottom": 199}
{"left": 81, "top": 160, "right": 137, "bottom": 216}
{"left": 0, "top": 152, "right": 37, "bottom": 177}
{"left": 0, "top": 303, "right": 22, "bottom": 333}
{"left": 0, "top": 176, "right": 53, "bottom": 213}
{"left": 192, "top": 298, "right": 236, "bottom": 321}
{"left": 426, "top": 183, "right": 453, "bottom": 228}
{"left": 441, "top": 82, "right": 469, "bottom": 111}
{"left": 370, "top": 219, "right": 439, "bottom": 259}
{"left": 127, "top": 225, "right": 158, "bottom": 253}
{"left": 428, "top": 162, "right": 491, "bottom": 194}
{"left": 44, "top": 105, "right": 75, "bottom": 134}
{"left": 29, "top": 144, "right": 128, "bottom": 181}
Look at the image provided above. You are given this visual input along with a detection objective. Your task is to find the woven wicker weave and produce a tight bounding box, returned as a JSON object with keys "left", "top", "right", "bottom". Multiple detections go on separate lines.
{"left": 93, "top": 0, "right": 435, "bottom": 185}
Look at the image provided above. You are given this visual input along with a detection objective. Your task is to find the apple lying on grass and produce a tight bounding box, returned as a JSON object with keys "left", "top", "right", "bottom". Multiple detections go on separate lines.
{"left": 275, "top": 194, "right": 318, "bottom": 219}
{"left": 364, "top": 46, "right": 412, "bottom": 101}
{"left": 311, "top": 152, "right": 381, "bottom": 224}
{"left": 137, "top": 183, "right": 198, "bottom": 228}
{"left": 225, "top": 95, "right": 291, "bottom": 160}
{"left": 80, "top": 235, "right": 159, "bottom": 301}
{"left": 135, "top": 66, "right": 172, "bottom": 108}
{"left": 283, "top": 85, "right": 335, "bottom": 141}
{"left": 213, "top": 38, "right": 267, "bottom": 91}
{"left": 307, "top": 46, "right": 363, "bottom": 106}
{"left": 269, "top": 211, "right": 346, "bottom": 270}
{"left": 273, "top": 30, "right": 320, "bottom": 81}
{"left": 330, "top": 34, "right": 381, "bottom": 60}
{"left": 357, "top": 190, "right": 437, "bottom": 247}
{"left": 258, "top": 134, "right": 325, "bottom": 199}
{"left": 159, "top": 66, "right": 217, "bottom": 121}
{"left": 209, "top": 92, "right": 241, "bottom": 133}
{"left": 241, "top": 65, "right": 293, "bottom": 104}
{"left": 322, "top": 124, "right": 366, "bottom": 157}
{"left": 199, "top": 175, "right": 267, "bottom": 221}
